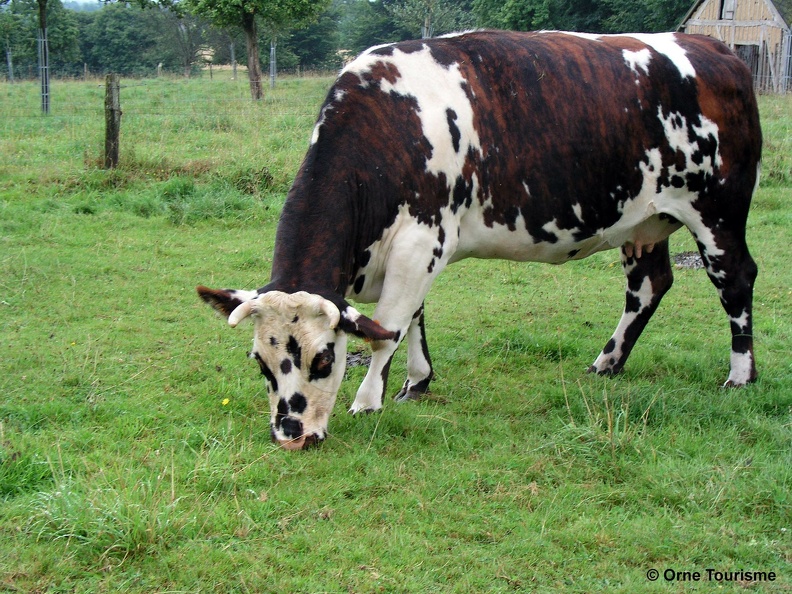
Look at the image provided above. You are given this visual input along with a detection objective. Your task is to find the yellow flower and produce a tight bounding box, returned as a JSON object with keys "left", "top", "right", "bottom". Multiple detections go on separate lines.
{"left": 222, "top": 398, "right": 230, "bottom": 406}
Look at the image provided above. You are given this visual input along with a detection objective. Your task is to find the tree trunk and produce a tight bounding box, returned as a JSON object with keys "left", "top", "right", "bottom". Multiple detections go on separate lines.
{"left": 241, "top": 13, "right": 262, "bottom": 100}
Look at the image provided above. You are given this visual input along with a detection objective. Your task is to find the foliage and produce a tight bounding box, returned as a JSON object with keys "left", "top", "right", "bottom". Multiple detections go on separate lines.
{"left": 0, "top": 76, "right": 790, "bottom": 593}
{"left": 472, "top": 0, "right": 685, "bottom": 33}
{"left": 0, "top": 0, "right": 703, "bottom": 83}
{"left": 178, "top": 0, "right": 330, "bottom": 98}
{"left": 2, "top": 0, "right": 80, "bottom": 77}
{"left": 284, "top": 5, "right": 342, "bottom": 70}
{"left": 601, "top": 0, "right": 693, "bottom": 33}
{"left": 386, "top": 0, "right": 475, "bottom": 38}
{"left": 80, "top": 3, "right": 159, "bottom": 76}
{"left": 338, "top": 0, "right": 411, "bottom": 55}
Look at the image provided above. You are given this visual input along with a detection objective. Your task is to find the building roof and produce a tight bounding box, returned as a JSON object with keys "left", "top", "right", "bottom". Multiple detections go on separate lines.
{"left": 678, "top": 0, "right": 792, "bottom": 30}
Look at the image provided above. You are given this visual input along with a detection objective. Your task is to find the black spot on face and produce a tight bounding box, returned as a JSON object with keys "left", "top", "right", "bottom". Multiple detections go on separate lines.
{"left": 287, "top": 336, "right": 302, "bottom": 369}
{"left": 309, "top": 344, "right": 336, "bottom": 381}
{"left": 289, "top": 392, "right": 307, "bottom": 414}
{"left": 292, "top": 315, "right": 300, "bottom": 323}
{"left": 280, "top": 416, "right": 303, "bottom": 439}
{"left": 275, "top": 397, "right": 289, "bottom": 429}
{"left": 280, "top": 358, "right": 292, "bottom": 374}
{"left": 254, "top": 352, "right": 278, "bottom": 392}
{"left": 269, "top": 336, "right": 278, "bottom": 346}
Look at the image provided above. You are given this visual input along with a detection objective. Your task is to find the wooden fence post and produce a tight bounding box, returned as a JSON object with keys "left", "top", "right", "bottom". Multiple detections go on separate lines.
{"left": 104, "top": 74, "right": 121, "bottom": 169}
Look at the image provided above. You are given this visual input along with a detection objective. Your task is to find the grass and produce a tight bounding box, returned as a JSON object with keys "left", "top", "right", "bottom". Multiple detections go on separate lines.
{"left": 0, "top": 75, "right": 790, "bottom": 593}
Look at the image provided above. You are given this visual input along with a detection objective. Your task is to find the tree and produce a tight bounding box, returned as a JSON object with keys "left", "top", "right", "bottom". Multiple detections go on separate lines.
{"left": 182, "top": 0, "right": 330, "bottom": 99}
{"left": 339, "top": 0, "right": 409, "bottom": 55}
{"left": 473, "top": 0, "right": 609, "bottom": 32}
{"left": 82, "top": 3, "right": 158, "bottom": 75}
{"left": 1, "top": 0, "right": 79, "bottom": 87}
{"left": 156, "top": 8, "right": 207, "bottom": 76}
{"left": 0, "top": 7, "right": 21, "bottom": 81}
{"left": 601, "top": 0, "right": 691, "bottom": 32}
{"left": 286, "top": 5, "right": 341, "bottom": 71}
{"left": 387, "top": 0, "right": 474, "bottom": 38}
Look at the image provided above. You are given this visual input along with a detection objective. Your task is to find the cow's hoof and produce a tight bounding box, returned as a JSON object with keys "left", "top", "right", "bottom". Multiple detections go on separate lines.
{"left": 587, "top": 365, "right": 622, "bottom": 376}
{"left": 348, "top": 404, "right": 380, "bottom": 415}
{"left": 722, "top": 376, "right": 757, "bottom": 388}
{"left": 393, "top": 388, "right": 425, "bottom": 403}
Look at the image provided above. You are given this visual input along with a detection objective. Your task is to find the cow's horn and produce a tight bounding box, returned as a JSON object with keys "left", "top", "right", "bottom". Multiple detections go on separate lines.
{"left": 317, "top": 298, "right": 341, "bottom": 330}
{"left": 228, "top": 300, "right": 255, "bottom": 327}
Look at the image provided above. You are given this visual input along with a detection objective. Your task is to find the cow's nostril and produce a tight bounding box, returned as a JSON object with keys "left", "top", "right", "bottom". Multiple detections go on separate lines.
{"left": 302, "top": 434, "right": 323, "bottom": 449}
{"left": 280, "top": 416, "right": 303, "bottom": 439}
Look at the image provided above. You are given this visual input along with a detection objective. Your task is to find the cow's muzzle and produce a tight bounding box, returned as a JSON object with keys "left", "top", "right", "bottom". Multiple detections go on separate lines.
{"left": 270, "top": 426, "right": 323, "bottom": 450}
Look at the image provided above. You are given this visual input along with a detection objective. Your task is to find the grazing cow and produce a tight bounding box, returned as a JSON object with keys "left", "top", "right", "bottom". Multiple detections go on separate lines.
{"left": 198, "top": 30, "right": 761, "bottom": 450}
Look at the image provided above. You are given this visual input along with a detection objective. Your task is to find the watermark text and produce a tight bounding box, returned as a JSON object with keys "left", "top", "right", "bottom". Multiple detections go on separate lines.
{"left": 646, "top": 568, "right": 776, "bottom": 583}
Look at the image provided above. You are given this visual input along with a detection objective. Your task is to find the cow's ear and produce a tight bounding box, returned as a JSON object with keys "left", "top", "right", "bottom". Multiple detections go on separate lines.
{"left": 197, "top": 286, "right": 256, "bottom": 319}
{"left": 338, "top": 306, "right": 399, "bottom": 342}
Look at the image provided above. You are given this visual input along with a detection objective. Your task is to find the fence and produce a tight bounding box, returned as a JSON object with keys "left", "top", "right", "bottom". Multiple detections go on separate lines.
{"left": 0, "top": 74, "right": 336, "bottom": 184}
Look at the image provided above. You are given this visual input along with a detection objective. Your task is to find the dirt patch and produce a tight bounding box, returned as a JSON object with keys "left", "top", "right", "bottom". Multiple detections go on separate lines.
{"left": 673, "top": 251, "right": 704, "bottom": 269}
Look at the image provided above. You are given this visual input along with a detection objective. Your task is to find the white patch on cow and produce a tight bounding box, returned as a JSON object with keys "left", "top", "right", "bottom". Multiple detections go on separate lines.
{"left": 658, "top": 107, "right": 722, "bottom": 171}
{"left": 572, "top": 202, "right": 584, "bottom": 222}
{"left": 552, "top": 31, "right": 695, "bottom": 79}
{"left": 624, "top": 48, "right": 650, "bottom": 87}
{"left": 730, "top": 308, "right": 750, "bottom": 332}
{"left": 631, "top": 276, "right": 654, "bottom": 310}
{"left": 542, "top": 218, "right": 580, "bottom": 246}
{"left": 726, "top": 351, "right": 754, "bottom": 386}
{"left": 343, "top": 44, "right": 482, "bottom": 183}
{"left": 551, "top": 31, "right": 602, "bottom": 41}
{"left": 626, "top": 33, "right": 696, "bottom": 79}
{"left": 311, "top": 89, "right": 347, "bottom": 145}
{"left": 623, "top": 48, "right": 651, "bottom": 78}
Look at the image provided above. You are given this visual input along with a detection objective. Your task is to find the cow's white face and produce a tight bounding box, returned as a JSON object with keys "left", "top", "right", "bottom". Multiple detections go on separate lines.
{"left": 230, "top": 291, "right": 348, "bottom": 450}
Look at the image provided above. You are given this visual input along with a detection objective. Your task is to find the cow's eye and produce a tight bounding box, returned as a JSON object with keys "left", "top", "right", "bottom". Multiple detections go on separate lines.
{"left": 318, "top": 350, "right": 334, "bottom": 368}
{"left": 309, "top": 344, "right": 335, "bottom": 381}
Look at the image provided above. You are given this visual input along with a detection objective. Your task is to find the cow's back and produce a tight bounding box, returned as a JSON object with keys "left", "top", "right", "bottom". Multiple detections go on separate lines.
{"left": 291, "top": 31, "right": 760, "bottom": 289}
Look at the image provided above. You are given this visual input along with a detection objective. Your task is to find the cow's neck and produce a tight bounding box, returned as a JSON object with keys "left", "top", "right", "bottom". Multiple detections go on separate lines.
{"left": 265, "top": 174, "right": 357, "bottom": 302}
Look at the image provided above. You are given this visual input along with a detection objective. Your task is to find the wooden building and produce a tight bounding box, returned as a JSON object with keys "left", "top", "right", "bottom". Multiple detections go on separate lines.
{"left": 678, "top": 0, "right": 792, "bottom": 92}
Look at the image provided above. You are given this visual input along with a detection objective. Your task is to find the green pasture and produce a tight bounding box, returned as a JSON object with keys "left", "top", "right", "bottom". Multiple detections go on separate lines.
{"left": 0, "top": 76, "right": 790, "bottom": 593}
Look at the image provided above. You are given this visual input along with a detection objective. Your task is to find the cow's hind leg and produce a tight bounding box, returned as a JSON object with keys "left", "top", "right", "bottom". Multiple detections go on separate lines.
{"left": 589, "top": 239, "right": 674, "bottom": 376}
{"left": 696, "top": 230, "right": 758, "bottom": 386}
{"left": 394, "top": 303, "right": 434, "bottom": 403}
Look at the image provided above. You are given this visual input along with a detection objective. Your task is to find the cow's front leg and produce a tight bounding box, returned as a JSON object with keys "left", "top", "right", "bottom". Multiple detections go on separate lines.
{"left": 589, "top": 239, "right": 673, "bottom": 376}
{"left": 348, "top": 334, "right": 403, "bottom": 414}
{"left": 349, "top": 225, "right": 450, "bottom": 413}
{"left": 394, "top": 303, "right": 434, "bottom": 402}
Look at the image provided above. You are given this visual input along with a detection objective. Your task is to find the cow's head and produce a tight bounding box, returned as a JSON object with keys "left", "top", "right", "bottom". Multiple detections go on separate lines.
{"left": 197, "top": 286, "right": 395, "bottom": 450}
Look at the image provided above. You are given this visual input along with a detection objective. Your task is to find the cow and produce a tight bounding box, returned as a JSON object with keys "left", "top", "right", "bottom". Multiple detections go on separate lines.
{"left": 198, "top": 30, "right": 762, "bottom": 450}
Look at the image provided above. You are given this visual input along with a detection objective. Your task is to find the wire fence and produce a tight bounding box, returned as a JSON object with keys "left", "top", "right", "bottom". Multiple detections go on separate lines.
{"left": 1, "top": 74, "right": 337, "bottom": 181}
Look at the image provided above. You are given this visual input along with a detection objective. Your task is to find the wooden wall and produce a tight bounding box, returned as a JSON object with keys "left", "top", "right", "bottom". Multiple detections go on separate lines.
{"left": 681, "top": 0, "right": 791, "bottom": 92}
